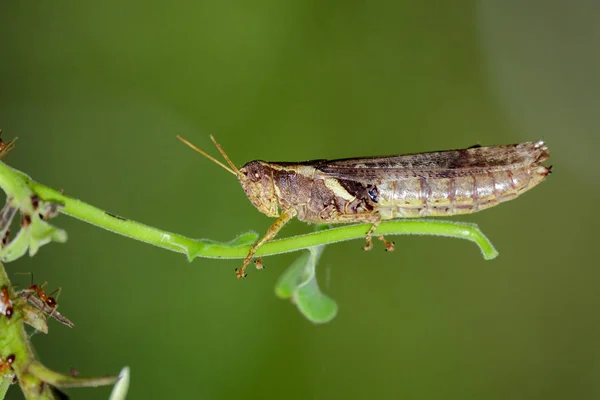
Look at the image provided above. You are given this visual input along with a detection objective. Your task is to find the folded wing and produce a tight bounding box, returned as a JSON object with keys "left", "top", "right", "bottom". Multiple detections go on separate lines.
{"left": 315, "top": 141, "right": 550, "bottom": 183}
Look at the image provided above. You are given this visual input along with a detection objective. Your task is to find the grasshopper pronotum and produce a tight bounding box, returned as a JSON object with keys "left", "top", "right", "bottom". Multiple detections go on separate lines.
{"left": 178, "top": 136, "right": 551, "bottom": 279}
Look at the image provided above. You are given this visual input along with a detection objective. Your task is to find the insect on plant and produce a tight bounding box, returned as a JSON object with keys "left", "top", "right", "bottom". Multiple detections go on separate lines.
{"left": 16, "top": 273, "right": 61, "bottom": 310}
{"left": 0, "top": 130, "right": 17, "bottom": 159}
{"left": 16, "top": 278, "right": 74, "bottom": 328}
{"left": 178, "top": 136, "right": 551, "bottom": 279}
{"left": 27, "top": 282, "right": 59, "bottom": 309}
{"left": 26, "top": 282, "right": 60, "bottom": 310}
{"left": 0, "top": 354, "right": 15, "bottom": 375}
{"left": 0, "top": 286, "right": 13, "bottom": 319}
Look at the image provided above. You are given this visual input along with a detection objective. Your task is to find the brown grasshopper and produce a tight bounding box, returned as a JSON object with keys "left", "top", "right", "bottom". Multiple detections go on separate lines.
{"left": 178, "top": 136, "right": 551, "bottom": 279}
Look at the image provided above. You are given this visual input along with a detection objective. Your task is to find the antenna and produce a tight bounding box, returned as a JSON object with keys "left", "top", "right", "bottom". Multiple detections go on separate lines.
{"left": 177, "top": 135, "right": 240, "bottom": 177}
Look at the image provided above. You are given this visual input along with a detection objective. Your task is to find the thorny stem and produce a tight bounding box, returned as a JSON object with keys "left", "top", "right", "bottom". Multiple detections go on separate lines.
{"left": 2, "top": 163, "right": 499, "bottom": 262}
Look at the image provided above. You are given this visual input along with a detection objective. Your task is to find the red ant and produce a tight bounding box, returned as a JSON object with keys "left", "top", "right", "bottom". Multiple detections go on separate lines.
{"left": 27, "top": 282, "right": 59, "bottom": 309}
{"left": 0, "top": 286, "right": 13, "bottom": 319}
{"left": 0, "top": 130, "right": 17, "bottom": 160}
{"left": 0, "top": 354, "right": 15, "bottom": 374}
{"left": 16, "top": 273, "right": 61, "bottom": 310}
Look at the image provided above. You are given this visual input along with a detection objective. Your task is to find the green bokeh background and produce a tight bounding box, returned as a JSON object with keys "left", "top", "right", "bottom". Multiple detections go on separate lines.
{"left": 2, "top": 2, "right": 600, "bottom": 399}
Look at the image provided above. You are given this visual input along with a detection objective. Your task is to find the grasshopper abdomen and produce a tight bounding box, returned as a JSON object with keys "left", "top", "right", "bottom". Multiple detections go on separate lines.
{"left": 376, "top": 163, "right": 551, "bottom": 218}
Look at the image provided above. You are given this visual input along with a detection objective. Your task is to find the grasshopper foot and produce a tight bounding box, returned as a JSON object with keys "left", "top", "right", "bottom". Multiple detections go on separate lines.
{"left": 363, "top": 219, "right": 380, "bottom": 251}
{"left": 254, "top": 258, "right": 266, "bottom": 270}
{"left": 235, "top": 268, "right": 248, "bottom": 279}
{"left": 378, "top": 235, "right": 395, "bottom": 252}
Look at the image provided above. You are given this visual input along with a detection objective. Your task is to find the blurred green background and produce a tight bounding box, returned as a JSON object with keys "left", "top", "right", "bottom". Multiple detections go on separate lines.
{"left": 2, "top": 1, "right": 600, "bottom": 399}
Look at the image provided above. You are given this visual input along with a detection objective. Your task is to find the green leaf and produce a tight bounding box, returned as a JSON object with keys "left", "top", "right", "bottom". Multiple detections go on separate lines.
{"left": 183, "top": 240, "right": 207, "bottom": 262}
{"left": 0, "top": 227, "right": 29, "bottom": 262}
{"left": 275, "top": 244, "right": 338, "bottom": 324}
{"left": 21, "top": 304, "right": 48, "bottom": 334}
{"left": 0, "top": 217, "right": 67, "bottom": 262}
{"left": 185, "top": 231, "right": 259, "bottom": 261}
{"left": 296, "top": 275, "right": 338, "bottom": 324}
{"left": 28, "top": 218, "right": 68, "bottom": 256}
{"left": 0, "top": 375, "right": 11, "bottom": 400}
{"left": 228, "top": 231, "right": 259, "bottom": 247}
{"left": 274, "top": 251, "right": 311, "bottom": 299}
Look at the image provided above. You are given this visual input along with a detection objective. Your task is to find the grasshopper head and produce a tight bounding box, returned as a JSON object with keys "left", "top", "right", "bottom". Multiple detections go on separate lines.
{"left": 177, "top": 135, "right": 279, "bottom": 217}
{"left": 238, "top": 161, "right": 279, "bottom": 217}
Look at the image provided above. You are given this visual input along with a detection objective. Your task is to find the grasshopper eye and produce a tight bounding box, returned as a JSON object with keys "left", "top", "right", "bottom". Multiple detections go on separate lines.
{"left": 245, "top": 164, "right": 261, "bottom": 182}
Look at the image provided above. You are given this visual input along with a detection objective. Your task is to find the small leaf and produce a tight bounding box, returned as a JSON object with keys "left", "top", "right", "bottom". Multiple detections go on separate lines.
{"left": 0, "top": 218, "right": 67, "bottom": 262}
{"left": 0, "top": 228, "right": 29, "bottom": 262}
{"left": 0, "top": 375, "right": 12, "bottom": 400}
{"left": 186, "top": 232, "right": 258, "bottom": 261}
{"left": 296, "top": 276, "right": 338, "bottom": 324}
{"left": 274, "top": 251, "right": 311, "bottom": 299}
{"left": 21, "top": 304, "right": 48, "bottom": 334}
{"left": 228, "top": 231, "right": 259, "bottom": 247}
{"left": 109, "top": 367, "right": 130, "bottom": 400}
{"left": 183, "top": 241, "right": 207, "bottom": 262}
{"left": 28, "top": 218, "right": 68, "bottom": 256}
{"left": 275, "top": 245, "right": 338, "bottom": 324}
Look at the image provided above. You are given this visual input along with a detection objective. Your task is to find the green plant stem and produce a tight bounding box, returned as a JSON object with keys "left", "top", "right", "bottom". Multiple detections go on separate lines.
{"left": 0, "top": 264, "right": 57, "bottom": 400}
{"left": 27, "top": 362, "right": 118, "bottom": 388}
{"left": 5, "top": 163, "right": 498, "bottom": 261}
{"left": 0, "top": 261, "right": 120, "bottom": 399}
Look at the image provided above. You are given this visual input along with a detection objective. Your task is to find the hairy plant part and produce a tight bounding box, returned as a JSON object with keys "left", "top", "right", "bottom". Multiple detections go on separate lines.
{"left": 178, "top": 136, "right": 551, "bottom": 279}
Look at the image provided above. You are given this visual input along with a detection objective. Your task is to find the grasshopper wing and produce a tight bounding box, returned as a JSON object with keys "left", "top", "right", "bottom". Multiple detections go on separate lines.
{"left": 315, "top": 141, "right": 549, "bottom": 183}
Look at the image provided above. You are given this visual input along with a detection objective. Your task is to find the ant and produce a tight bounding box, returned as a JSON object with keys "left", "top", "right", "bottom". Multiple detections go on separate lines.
{"left": 27, "top": 282, "right": 59, "bottom": 309}
{"left": 16, "top": 273, "right": 61, "bottom": 310}
{"left": 0, "top": 130, "right": 17, "bottom": 159}
{"left": 0, "top": 286, "right": 13, "bottom": 319}
{"left": 0, "top": 354, "right": 15, "bottom": 374}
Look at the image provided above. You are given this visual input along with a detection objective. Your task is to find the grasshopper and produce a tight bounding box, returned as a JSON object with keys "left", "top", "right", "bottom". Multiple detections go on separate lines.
{"left": 178, "top": 136, "right": 551, "bottom": 279}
